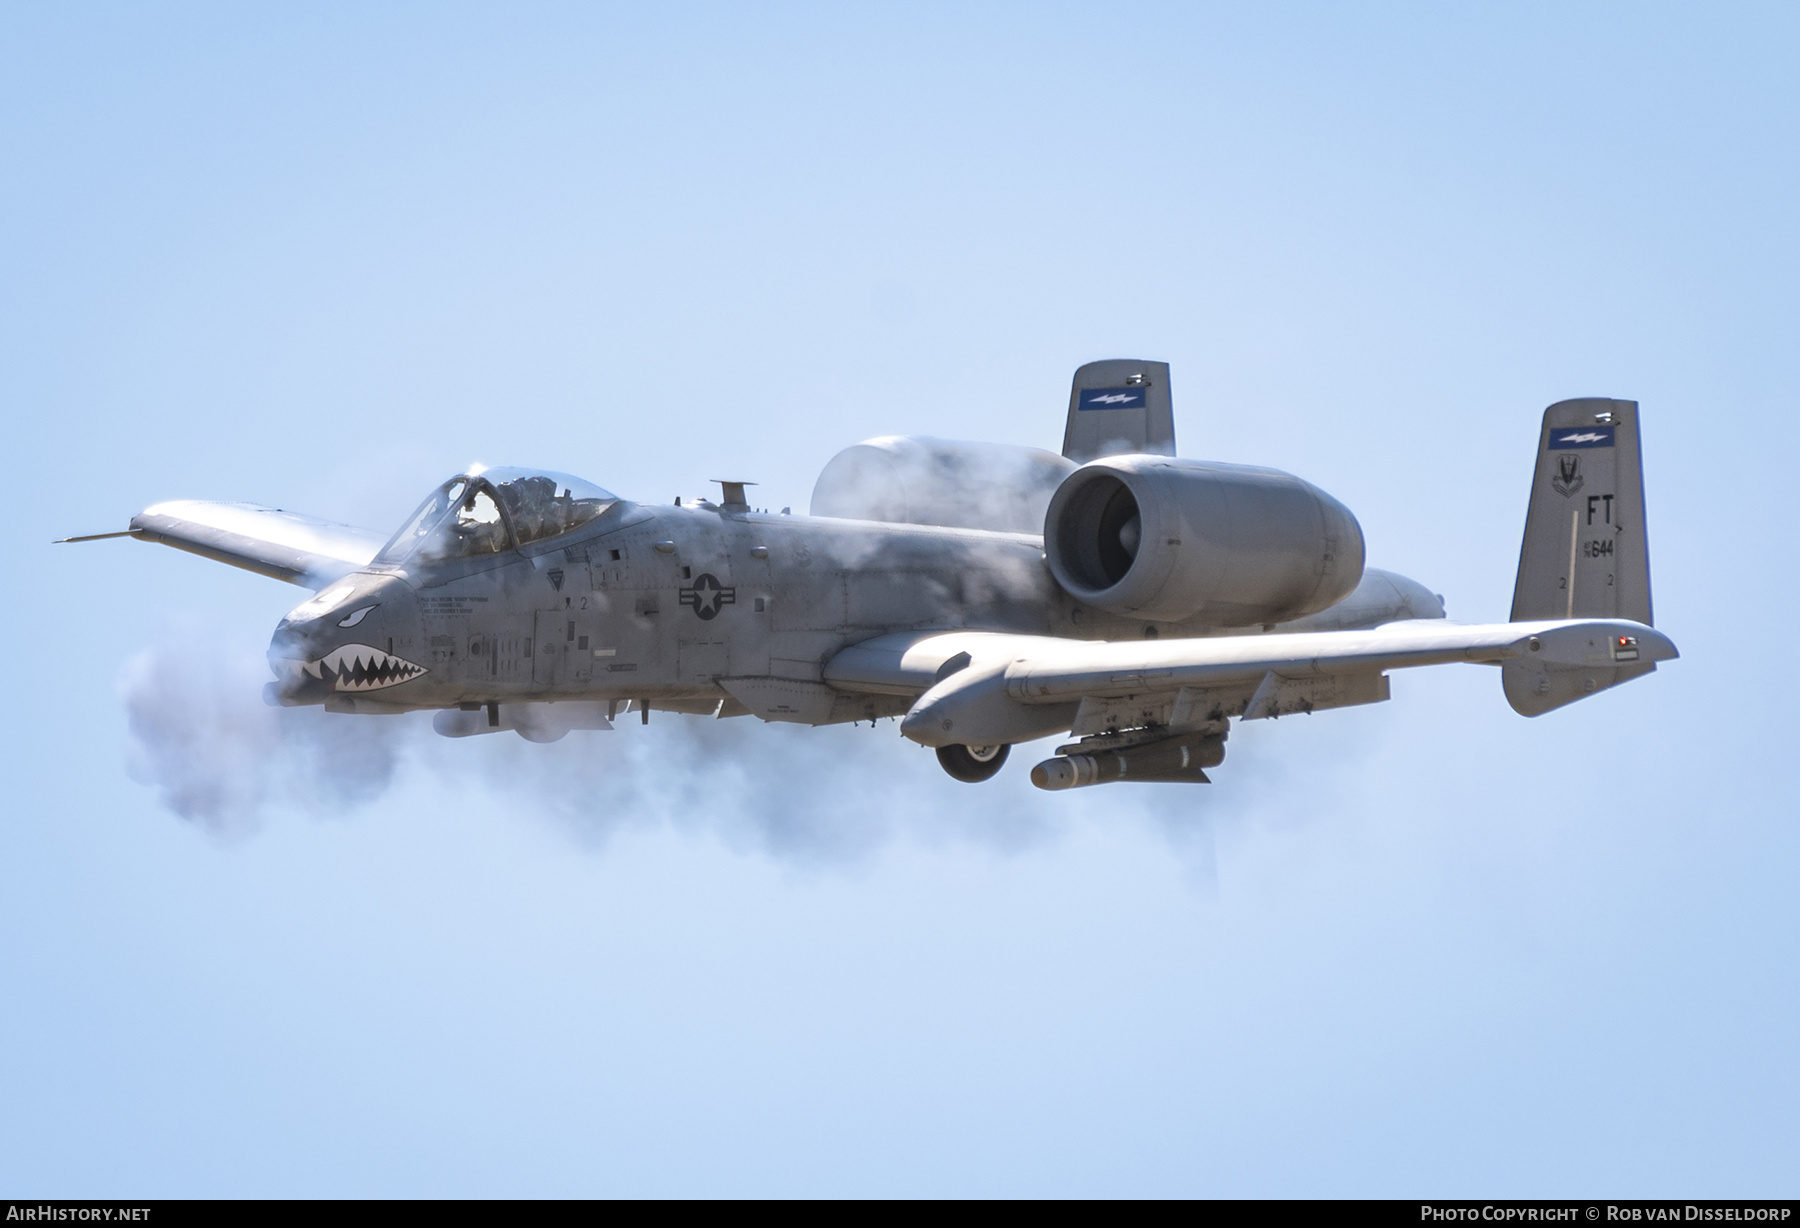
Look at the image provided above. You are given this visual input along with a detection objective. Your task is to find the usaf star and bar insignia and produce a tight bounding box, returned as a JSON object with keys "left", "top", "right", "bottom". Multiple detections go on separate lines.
{"left": 679, "top": 572, "right": 737, "bottom": 620}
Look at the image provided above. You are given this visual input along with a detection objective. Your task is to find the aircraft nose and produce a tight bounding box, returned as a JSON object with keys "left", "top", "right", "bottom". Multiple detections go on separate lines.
{"left": 266, "top": 574, "right": 425, "bottom": 706}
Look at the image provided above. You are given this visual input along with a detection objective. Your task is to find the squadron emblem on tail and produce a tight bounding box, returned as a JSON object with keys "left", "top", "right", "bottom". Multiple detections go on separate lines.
{"left": 1552, "top": 453, "right": 1584, "bottom": 497}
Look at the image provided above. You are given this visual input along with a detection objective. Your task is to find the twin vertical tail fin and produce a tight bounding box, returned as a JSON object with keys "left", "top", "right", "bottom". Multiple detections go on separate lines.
{"left": 1062, "top": 359, "right": 1175, "bottom": 463}
{"left": 1505, "top": 398, "right": 1663, "bottom": 715}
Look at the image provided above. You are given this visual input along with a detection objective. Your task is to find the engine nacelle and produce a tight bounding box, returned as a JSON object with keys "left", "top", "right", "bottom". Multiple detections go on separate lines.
{"left": 1043, "top": 455, "right": 1365, "bottom": 625}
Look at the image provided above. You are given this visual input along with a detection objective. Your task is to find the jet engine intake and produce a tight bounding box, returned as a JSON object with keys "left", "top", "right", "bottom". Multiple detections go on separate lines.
{"left": 1043, "top": 456, "right": 1365, "bottom": 625}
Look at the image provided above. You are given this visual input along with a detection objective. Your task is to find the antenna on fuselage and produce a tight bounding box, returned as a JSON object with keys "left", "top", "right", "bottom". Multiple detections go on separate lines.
{"left": 711, "top": 480, "right": 757, "bottom": 509}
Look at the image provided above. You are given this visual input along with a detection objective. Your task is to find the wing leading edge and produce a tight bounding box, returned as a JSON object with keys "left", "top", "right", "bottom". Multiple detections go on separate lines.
{"left": 121, "top": 501, "right": 386, "bottom": 587}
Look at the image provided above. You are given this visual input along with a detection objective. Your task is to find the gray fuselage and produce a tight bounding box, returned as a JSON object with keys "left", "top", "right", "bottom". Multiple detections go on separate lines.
{"left": 268, "top": 497, "right": 1440, "bottom": 719}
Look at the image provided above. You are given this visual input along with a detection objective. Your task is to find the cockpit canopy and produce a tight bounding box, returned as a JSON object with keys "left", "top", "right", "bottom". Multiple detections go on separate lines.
{"left": 376, "top": 468, "right": 619, "bottom": 565}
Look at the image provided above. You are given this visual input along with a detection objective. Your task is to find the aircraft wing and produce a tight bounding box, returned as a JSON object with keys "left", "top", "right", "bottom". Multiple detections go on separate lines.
{"left": 825, "top": 617, "right": 1680, "bottom": 746}
{"left": 118, "top": 500, "right": 386, "bottom": 587}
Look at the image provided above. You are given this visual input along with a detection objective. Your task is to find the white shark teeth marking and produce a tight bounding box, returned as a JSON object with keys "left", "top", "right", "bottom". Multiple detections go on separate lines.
{"left": 305, "top": 642, "right": 428, "bottom": 691}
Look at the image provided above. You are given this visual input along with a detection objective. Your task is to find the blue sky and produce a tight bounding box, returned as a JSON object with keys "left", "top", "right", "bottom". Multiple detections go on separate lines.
{"left": 3, "top": 2, "right": 1795, "bottom": 1196}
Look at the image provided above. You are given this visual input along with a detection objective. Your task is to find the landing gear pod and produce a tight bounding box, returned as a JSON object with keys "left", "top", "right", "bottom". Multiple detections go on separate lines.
{"left": 936, "top": 743, "right": 1010, "bottom": 782}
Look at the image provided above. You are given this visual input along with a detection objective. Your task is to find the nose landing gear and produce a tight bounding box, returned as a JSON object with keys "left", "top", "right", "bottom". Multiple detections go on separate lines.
{"left": 936, "top": 742, "right": 1010, "bottom": 783}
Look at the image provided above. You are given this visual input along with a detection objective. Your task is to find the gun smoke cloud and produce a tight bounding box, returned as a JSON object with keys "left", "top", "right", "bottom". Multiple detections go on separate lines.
{"left": 117, "top": 625, "right": 1116, "bottom": 862}
{"left": 121, "top": 634, "right": 407, "bottom": 841}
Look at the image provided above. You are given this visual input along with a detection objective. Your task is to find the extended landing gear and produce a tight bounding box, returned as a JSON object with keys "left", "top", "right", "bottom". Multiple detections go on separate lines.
{"left": 936, "top": 742, "right": 1010, "bottom": 783}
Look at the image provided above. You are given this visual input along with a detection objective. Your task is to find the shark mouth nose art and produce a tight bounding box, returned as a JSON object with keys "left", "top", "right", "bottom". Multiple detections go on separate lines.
{"left": 303, "top": 644, "right": 428, "bottom": 691}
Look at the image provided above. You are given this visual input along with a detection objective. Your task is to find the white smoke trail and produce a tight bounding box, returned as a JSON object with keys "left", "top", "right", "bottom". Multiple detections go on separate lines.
{"left": 119, "top": 631, "right": 407, "bottom": 840}
{"left": 116, "top": 625, "right": 1071, "bottom": 860}
{"left": 112, "top": 441, "right": 1365, "bottom": 866}
{"left": 117, "top": 623, "right": 1323, "bottom": 877}
{"left": 421, "top": 712, "right": 1068, "bottom": 864}
{"left": 117, "top": 621, "right": 1379, "bottom": 905}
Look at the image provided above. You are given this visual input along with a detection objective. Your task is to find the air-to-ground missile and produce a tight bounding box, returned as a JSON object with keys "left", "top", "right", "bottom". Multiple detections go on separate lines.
{"left": 1030, "top": 730, "right": 1226, "bottom": 790}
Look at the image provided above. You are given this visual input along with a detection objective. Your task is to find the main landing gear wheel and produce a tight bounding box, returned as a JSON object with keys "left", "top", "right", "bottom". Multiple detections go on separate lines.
{"left": 936, "top": 742, "right": 1010, "bottom": 783}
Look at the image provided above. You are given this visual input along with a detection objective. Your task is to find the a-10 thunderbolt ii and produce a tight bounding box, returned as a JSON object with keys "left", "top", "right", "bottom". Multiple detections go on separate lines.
{"left": 62, "top": 361, "right": 1677, "bottom": 789}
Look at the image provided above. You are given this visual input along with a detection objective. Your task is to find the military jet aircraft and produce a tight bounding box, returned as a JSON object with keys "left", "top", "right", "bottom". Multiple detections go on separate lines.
{"left": 61, "top": 360, "right": 1676, "bottom": 789}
